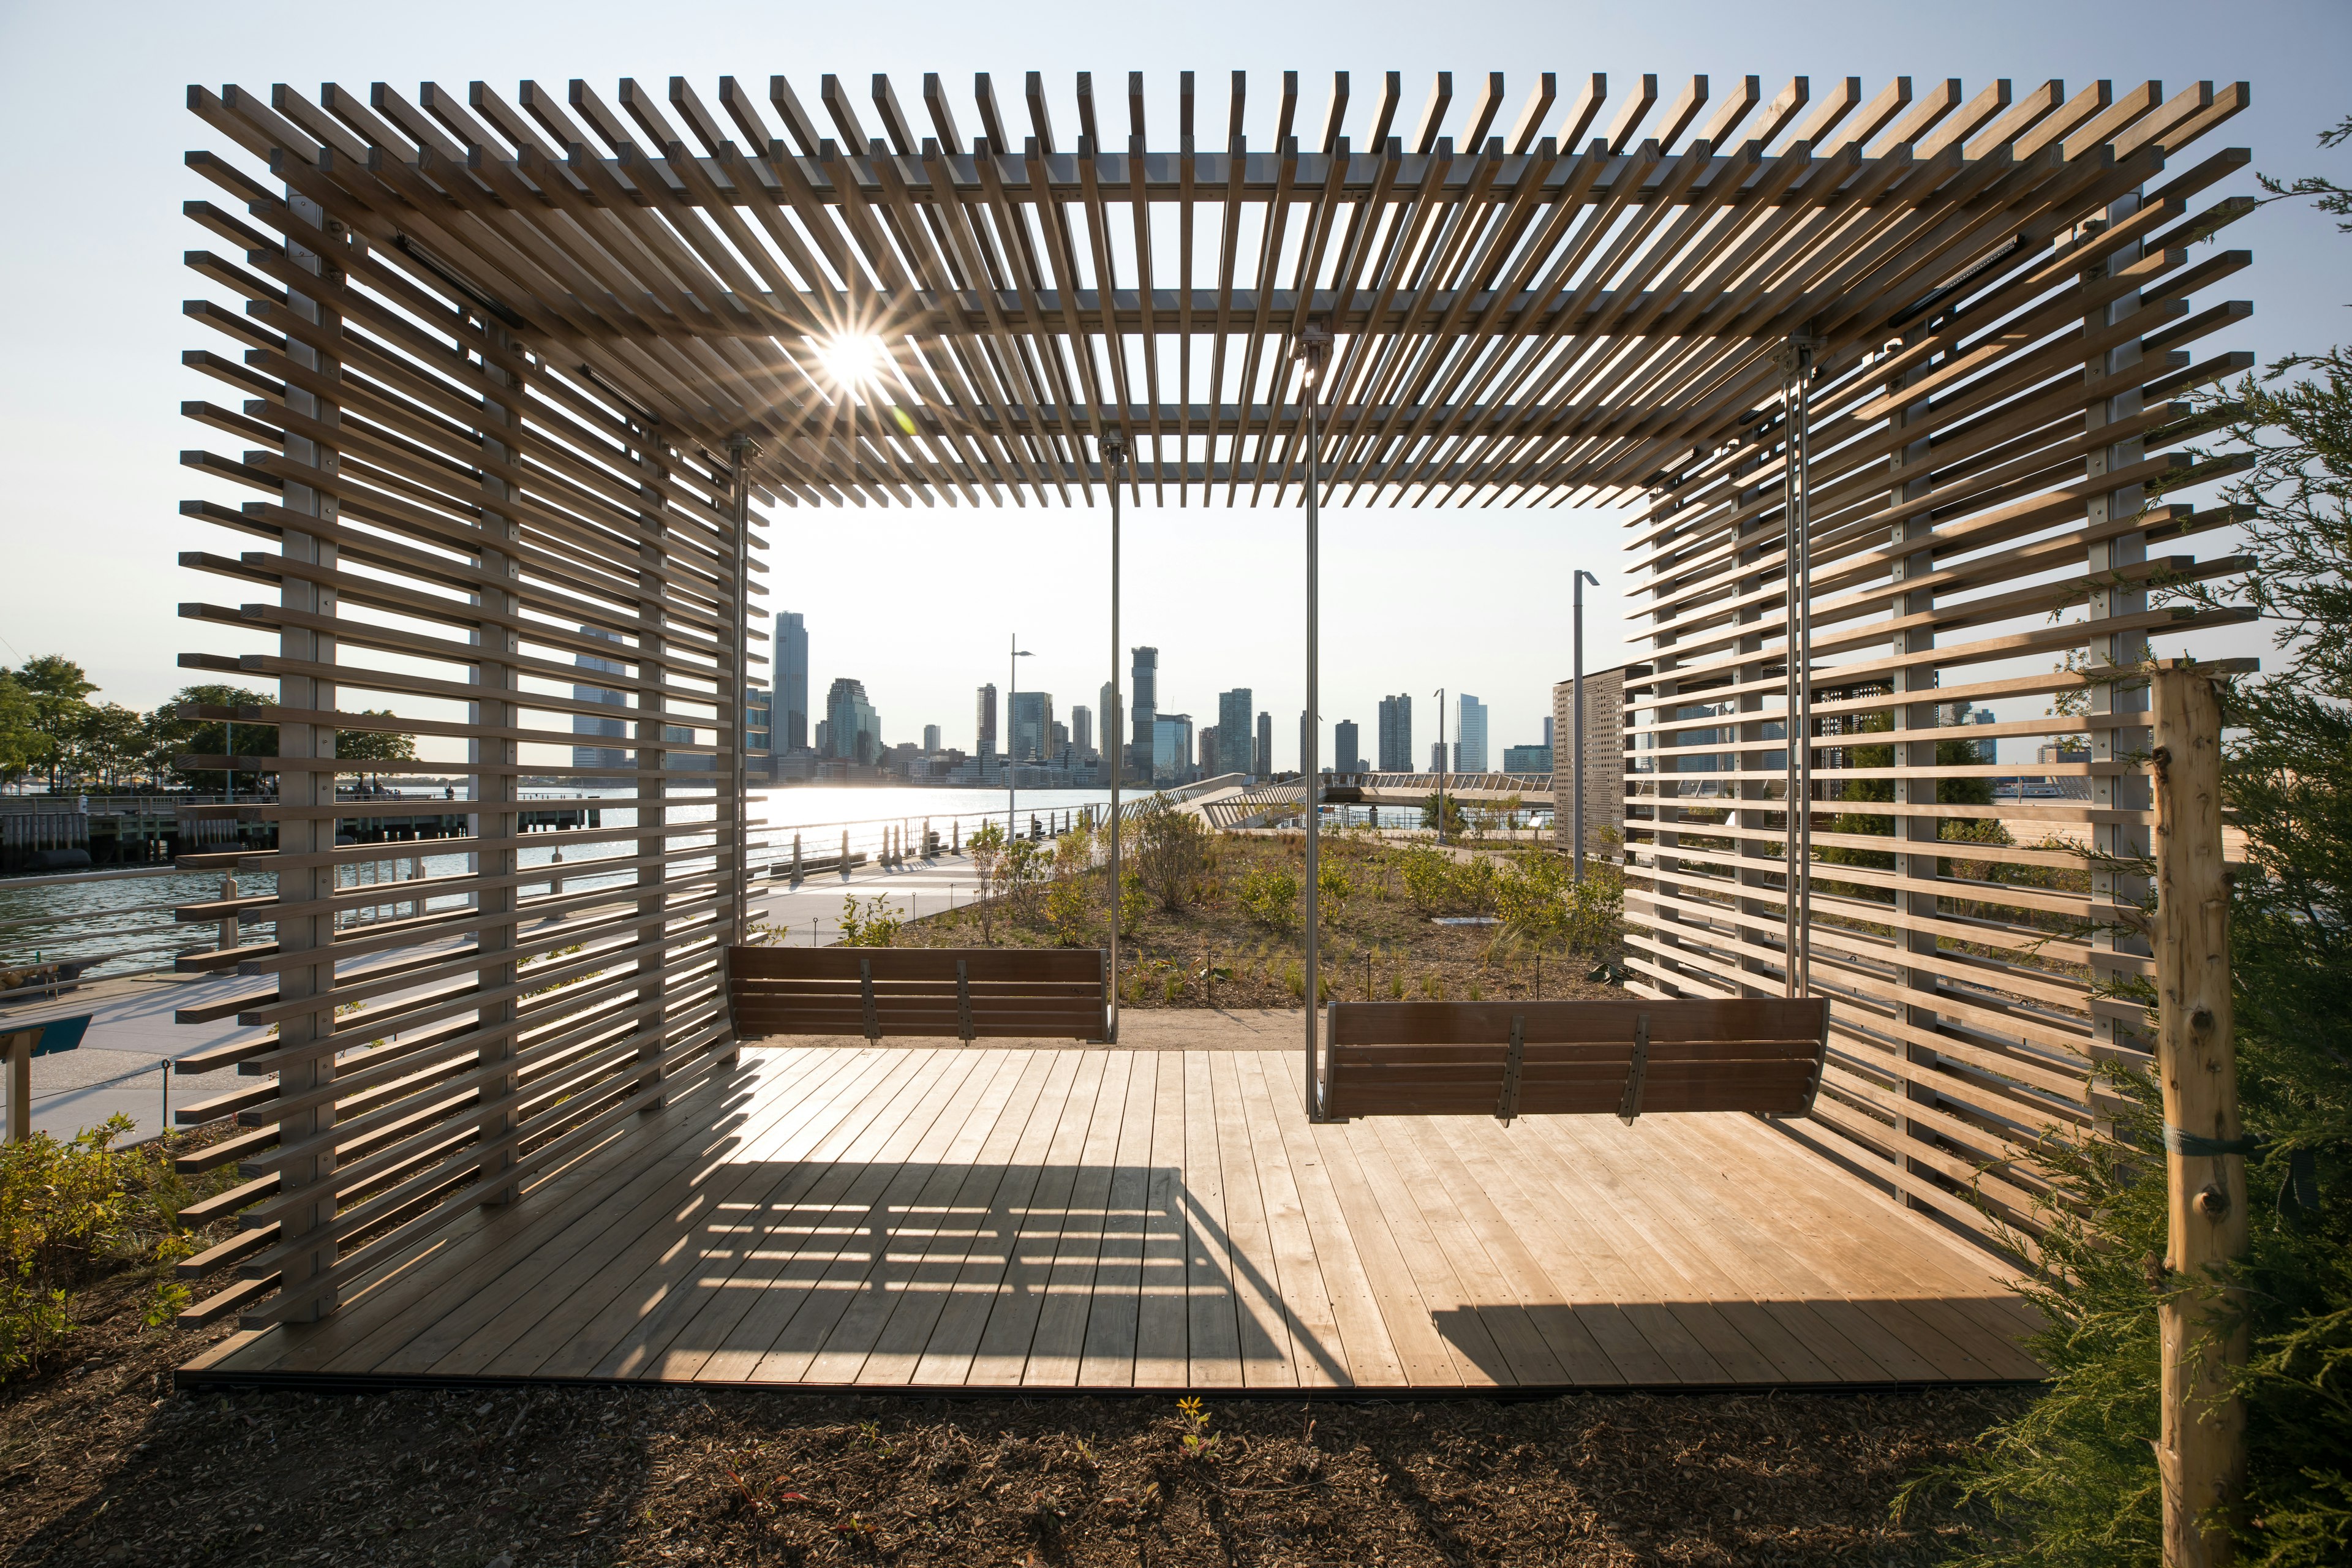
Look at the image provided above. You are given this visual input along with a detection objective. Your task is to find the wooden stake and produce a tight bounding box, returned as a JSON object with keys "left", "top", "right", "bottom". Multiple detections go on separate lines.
{"left": 2151, "top": 658, "right": 2247, "bottom": 1567}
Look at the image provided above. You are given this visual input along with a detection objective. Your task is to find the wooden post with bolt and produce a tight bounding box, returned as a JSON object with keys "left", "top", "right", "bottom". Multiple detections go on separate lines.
{"left": 2151, "top": 657, "right": 2248, "bottom": 1567}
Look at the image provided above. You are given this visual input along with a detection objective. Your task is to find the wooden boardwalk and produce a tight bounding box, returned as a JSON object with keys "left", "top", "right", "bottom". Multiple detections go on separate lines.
{"left": 183, "top": 1046, "right": 2043, "bottom": 1392}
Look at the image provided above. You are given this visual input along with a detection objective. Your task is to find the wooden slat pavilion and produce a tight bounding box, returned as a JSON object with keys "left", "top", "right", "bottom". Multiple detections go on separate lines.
{"left": 167, "top": 66, "right": 2253, "bottom": 1340}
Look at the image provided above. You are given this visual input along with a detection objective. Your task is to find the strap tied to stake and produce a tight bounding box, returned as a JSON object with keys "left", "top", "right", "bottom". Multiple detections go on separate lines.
{"left": 2163, "top": 1125, "right": 2267, "bottom": 1158}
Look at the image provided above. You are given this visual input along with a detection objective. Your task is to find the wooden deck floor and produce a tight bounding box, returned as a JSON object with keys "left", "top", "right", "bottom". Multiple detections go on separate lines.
{"left": 184, "top": 1046, "right": 2043, "bottom": 1392}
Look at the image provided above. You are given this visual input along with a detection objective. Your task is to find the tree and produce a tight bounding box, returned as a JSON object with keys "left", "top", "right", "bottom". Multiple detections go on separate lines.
{"left": 6, "top": 655, "right": 96, "bottom": 792}
{"left": 153, "top": 684, "right": 276, "bottom": 793}
{"left": 66, "top": 704, "right": 148, "bottom": 790}
{"left": 0, "top": 672, "right": 39, "bottom": 793}
{"left": 336, "top": 713, "right": 418, "bottom": 789}
{"left": 1907, "top": 113, "right": 2352, "bottom": 1568}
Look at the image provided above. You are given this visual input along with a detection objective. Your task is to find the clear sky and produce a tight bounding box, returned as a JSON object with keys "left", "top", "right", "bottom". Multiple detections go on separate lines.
{"left": 1, "top": 0, "right": 2343, "bottom": 766}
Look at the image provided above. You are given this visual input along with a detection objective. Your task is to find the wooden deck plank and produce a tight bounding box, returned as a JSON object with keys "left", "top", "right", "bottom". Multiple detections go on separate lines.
{"left": 1068, "top": 1051, "right": 1161, "bottom": 1387}
{"left": 528, "top": 1050, "right": 937, "bottom": 1380}
{"left": 896, "top": 1050, "right": 1091, "bottom": 1385}
{"left": 187, "top": 1046, "right": 2043, "bottom": 1395}
{"left": 266, "top": 1050, "right": 848, "bottom": 1374}
{"left": 1231, "top": 1051, "right": 1351, "bottom": 1388}
{"left": 598, "top": 1049, "right": 959, "bottom": 1380}
{"left": 1207, "top": 1050, "right": 1297, "bottom": 1388}
{"left": 1312, "top": 1114, "right": 1498, "bottom": 1386}
{"left": 789, "top": 1051, "right": 1048, "bottom": 1385}
{"left": 373, "top": 1050, "right": 869, "bottom": 1378}
{"left": 967, "top": 1050, "right": 1118, "bottom": 1385}
{"left": 1254, "top": 1050, "right": 1402, "bottom": 1387}
{"left": 717, "top": 1049, "right": 1017, "bottom": 1384}
{"left": 1130, "top": 1051, "right": 1191, "bottom": 1386}
{"left": 1181, "top": 1051, "right": 1246, "bottom": 1389}
{"left": 1366, "top": 1117, "right": 1570, "bottom": 1385}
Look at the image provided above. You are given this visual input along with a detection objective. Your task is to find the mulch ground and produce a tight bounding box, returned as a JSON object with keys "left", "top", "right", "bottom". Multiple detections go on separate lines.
{"left": 0, "top": 1262, "right": 2024, "bottom": 1567}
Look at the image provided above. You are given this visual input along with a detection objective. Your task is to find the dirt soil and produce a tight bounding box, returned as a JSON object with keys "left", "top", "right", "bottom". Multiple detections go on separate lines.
{"left": 2, "top": 1278, "right": 2024, "bottom": 1568}
{"left": 899, "top": 834, "right": 1621, "bottom": 1012}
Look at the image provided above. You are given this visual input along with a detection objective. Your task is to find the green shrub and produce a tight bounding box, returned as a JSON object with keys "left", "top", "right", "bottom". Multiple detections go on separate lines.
{"left": 1, "top": 1116, "right": 200, "bottom": 1380}
{"left": 1238, "top": 865, "right": 1300, "bottom": 930}
{"left": 837, "top": 894, "right": 903, "bottom": 947}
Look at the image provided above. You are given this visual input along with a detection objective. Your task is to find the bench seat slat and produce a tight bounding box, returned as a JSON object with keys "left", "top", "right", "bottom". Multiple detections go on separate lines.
{"left": 1322, "top": 997, "right": 1829, "bottom": 1123}
{"left": 725, "top": 945, "right": 1107, "bottom": 1044}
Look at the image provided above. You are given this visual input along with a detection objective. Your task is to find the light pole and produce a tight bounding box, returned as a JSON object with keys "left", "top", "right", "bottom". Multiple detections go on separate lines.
{"left": 1572, "top": 569, "right": 1598, "bottom": 882}
{"left": 1102, "top": 429, "right": 1128, "bottom": 1043}
{"left": 1008, "top": 635, "right": 1032, "bottom": 846}
{"left": 1297, "top": 321, "right": 1330, "bottom": 1119}
{"left": 1433, "top": 688, "right": 1448, "bottom": 846}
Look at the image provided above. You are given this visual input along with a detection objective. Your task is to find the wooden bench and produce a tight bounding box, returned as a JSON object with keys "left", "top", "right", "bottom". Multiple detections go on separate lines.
{"left": 726, "top": 946, "right": 1108, "bottom": 1044}
{"left": 1317, "top": 998, "right": 1830, "bottom": 1123}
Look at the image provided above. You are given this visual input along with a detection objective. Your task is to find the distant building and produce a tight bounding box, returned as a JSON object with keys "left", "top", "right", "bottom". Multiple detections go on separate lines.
{"left": 1455, "top": 694, "right": 1489, "bottom": 773}
{"left": 1378, "top": 694, "right": 1412, "bottom": 771}
{"left": 775, "top": 611, "right": 809, "bottom": 750}
{"left": 975, "top": 683, "right": 998, "bottom": 760}
{"left": 1198, "top": 725, "right": 1218, "bottom": 776}
{"left": 1551, "top": 665, "right": 1639, "bottom": 861}
{"left": 1543, "top": 715, "right": 1554, "bottom": 748}
{"left": 922, "top": 723, "right": 941, "bottom": 753}
{"left": 1216, "top": 688, "right": 1253, "bottom": 777}
{"left": 1430, "top": 739, "right": 1447, "bottom": 772}
{"left": 571, "top": 627, "right": 631, "bottom": 776}
{"left": 1010, "top": 690, "right": 1055, "bottom": 762}
{"left": 1130, "top": 647, "right": 1158, "bottom": 778}
{"left": 1071, "top": 704, "right": 1092, "bottom": 756}
{"left": 825, "top": 677, "right": 880, "bottom": 764}
{"left": 1334, "top": 720, "right": 1363, "bottom": 775}
{"left": 1502, "top": 744, "right": 1551, "bottom": 774}
{"left": 1152, "top": 712, "right": 1193, "bottom": 785}
{"left": 745, "top": 687, "right": 774, "bottom": 780}
{"left": 1300, "top": 710, "right": 1316, "bottom": 775}
{"left": 1256, "top": 711, "right": 1272, "bottom": 780}
{"left": 1948, "top": 704, "right": 1998, "bottom": 764}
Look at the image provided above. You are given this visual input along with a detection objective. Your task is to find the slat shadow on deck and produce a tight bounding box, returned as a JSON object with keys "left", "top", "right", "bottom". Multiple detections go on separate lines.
{"left": 183, "top": 1046, "right": 2043, "bottom": 1392}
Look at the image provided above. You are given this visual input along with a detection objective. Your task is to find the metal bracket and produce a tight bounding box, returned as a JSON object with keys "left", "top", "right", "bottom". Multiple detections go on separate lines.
{"left": 1496, "top": 1014, "right": 1526, "bottom": 1124}
{"left": 859, "top": 957, "right": 880, "bottom": 1043}
{"left": 955, "top": 959, "right": 975, "bottom": 1044}
{"left": 1618, "top": 1012, "right": 1651, "bottom": 1125}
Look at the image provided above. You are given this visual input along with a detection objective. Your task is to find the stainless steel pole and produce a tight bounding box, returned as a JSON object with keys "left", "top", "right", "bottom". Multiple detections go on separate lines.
{"left": 1299, "top": 325, "right": 1329, "bottom": 1118}
{"left": 727, "top": 433, "right": 753, "bottom": 943}
{"left": 1102, "top": 431, "right": 1128, "bottom": 1043}
{"left": 1779, "top": 341, "right": 1815, "bottom": 996}
{"left": 1434, "top": 690, "right": 1447, "bottom": 845}
{"left": 1008, "top": 635, "right": 1018, "bottom": 846}
{"left": 1572, "top": 569, "right": 1597, "bottom": 881}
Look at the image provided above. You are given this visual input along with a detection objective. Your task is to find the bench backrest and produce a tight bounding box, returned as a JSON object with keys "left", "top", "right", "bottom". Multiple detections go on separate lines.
{"left": 1321, "top": 997, "right": 1829, "bottom": 1122}
{"left": 727, "top": 946, "right": 1107, "bottom": 1042}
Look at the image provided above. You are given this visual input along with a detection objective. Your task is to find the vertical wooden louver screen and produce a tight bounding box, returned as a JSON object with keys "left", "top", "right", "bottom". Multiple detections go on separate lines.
{"left": 1621, "top": 120, "right": 2256, "bottom": 1251}
{"left": 172, "top": 94, "right": 763, "bottom": 1326}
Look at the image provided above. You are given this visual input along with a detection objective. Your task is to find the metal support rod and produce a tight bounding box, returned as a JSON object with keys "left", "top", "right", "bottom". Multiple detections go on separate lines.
{"left": 1779, "top": 341, "right": 1815, "bottom": 996}
{"left": 1299, "top": 323, "right": 1329, "bottom": 1119}
{"left": 1102, "top": 430, "right": 1128, "bottom": 1043}
{"left": 1572, "top": 569, "right": 1598, "bottom": 881}
{"left": 1008, "top": 635, "right": 1031, "bottom": 844}
{"left": 726, "top": 433, "right": 753, "bottom": 944}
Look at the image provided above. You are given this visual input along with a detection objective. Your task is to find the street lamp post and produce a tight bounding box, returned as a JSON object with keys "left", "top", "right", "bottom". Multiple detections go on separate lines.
{"left": 1434, "top": 688, "right": 1447, "bottom": 846}
{"left": 1101, "top": 431, "right": 1128, "bottom": 1043}
{"left": 1572, "top": 569, "right": 1598, "bottom": 882}
{"left": 1008, "top": 635, "right": 1032, "bottom": 846}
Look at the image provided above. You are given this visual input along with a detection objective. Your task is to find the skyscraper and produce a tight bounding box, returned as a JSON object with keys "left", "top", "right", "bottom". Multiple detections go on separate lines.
{"left": 1455, "top": 693, "right": 1490, "bottom": 773}
{"left": 1216, "top": 688, "right": 1253, "bottom": 777}
{"left": 1378, "top": 693, "right": 1413, "bottom": 771}
{"left": 1152, "top": 712, "right": 1193, "bottom": 785}
{"left": 922, "top": 723, "right": 941, "bottom": 752}
{"left": 774, "top": 611, "right": 809, "bottom": 750}
{"left": 1009, "top": 691, "right": 1054, "bottom": 761}
{"left": 975, "top": 683, "right": 998, "bottom": 758}
{"left": 572, "top": 627, "right": 631, "bottom": 775}
{"left": 1542, "top": 714, "right": 1555, "bottom": 748}
{"left": 1299, "top": 710, "right": 1316, "bottom": 776}
{"left": 1334, "top": 720, "right": 1362, "bottom": 775}
{"left": 1071, "top": 704, "right": 1092, "bottom": 756}
{"left": 1198, "top": 725, "right": 1218, "bottom": 775}
{"left": 1130, "top": 647, "right": 1158, "bottom": 775}
{"left": 826, "top": 678, "right": 880, "bottom": 764}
